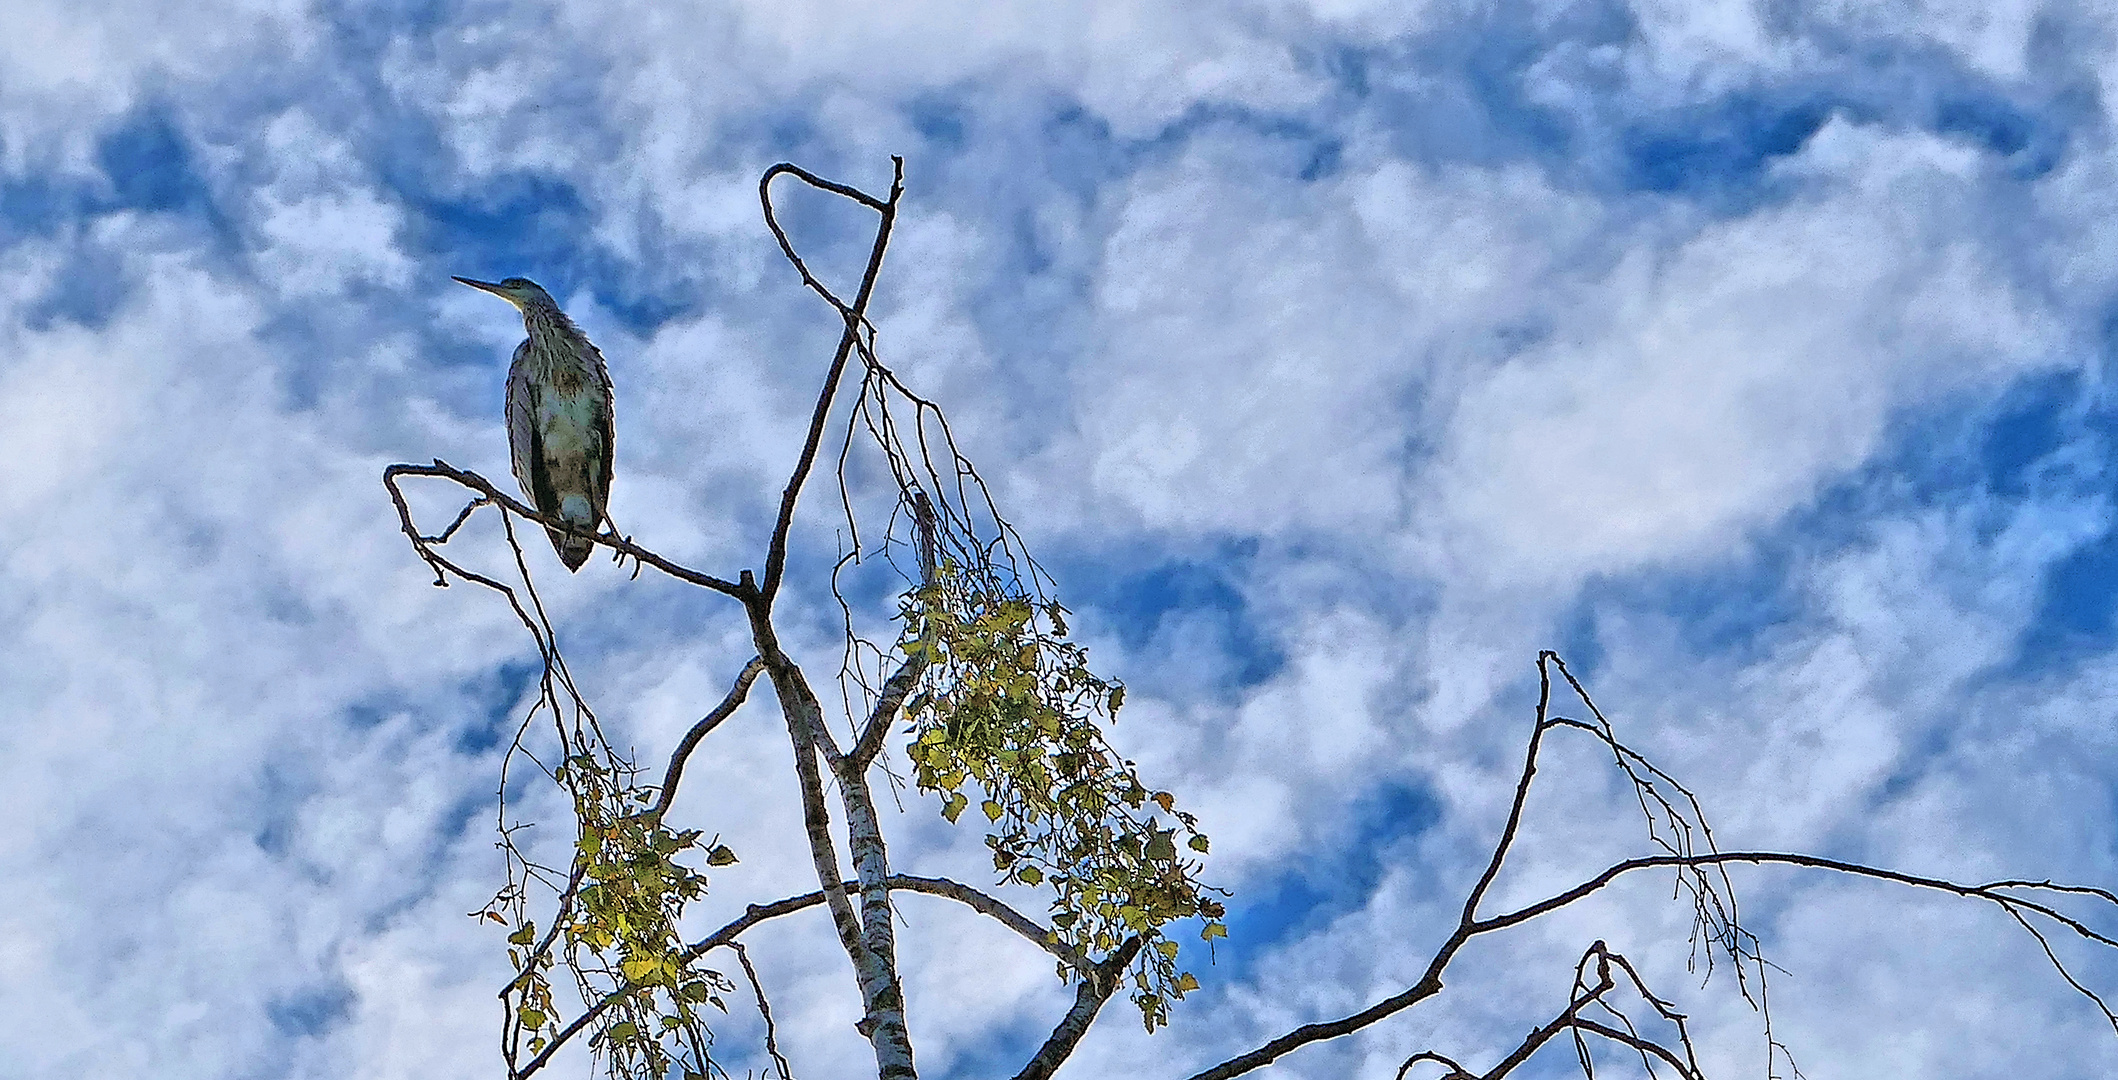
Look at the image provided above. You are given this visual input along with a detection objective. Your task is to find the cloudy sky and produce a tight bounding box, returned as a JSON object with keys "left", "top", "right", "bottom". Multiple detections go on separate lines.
{"left": 6, "top": 0, "right": 2118, "bottom": 1077}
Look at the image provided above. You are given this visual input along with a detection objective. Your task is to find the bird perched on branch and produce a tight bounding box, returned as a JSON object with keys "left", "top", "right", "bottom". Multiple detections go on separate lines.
{"left": 455, "top": 276, "right": 615, "bottom": 572}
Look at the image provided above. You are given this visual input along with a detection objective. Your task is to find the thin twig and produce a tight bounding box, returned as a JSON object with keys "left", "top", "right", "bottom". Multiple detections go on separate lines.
{"left": 729, "top": 941, "right": 793, "bottom": 1080}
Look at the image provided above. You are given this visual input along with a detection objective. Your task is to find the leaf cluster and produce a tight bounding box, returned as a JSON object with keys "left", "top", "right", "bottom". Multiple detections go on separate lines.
{"left": 898, "top": 564, "right": 1226, "bottom": 1030}
{"left": 496, "top": 748, "right": 738, "bottom": 1080}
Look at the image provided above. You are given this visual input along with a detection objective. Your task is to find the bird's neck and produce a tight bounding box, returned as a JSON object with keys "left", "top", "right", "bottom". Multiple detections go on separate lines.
{"left": 522, "top": 307, "right": 589, "bottom": 366}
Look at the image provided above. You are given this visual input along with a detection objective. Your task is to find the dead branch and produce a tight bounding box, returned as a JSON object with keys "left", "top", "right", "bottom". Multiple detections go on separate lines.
{"left": 651, "top": 656, "right": 766, "bottom": 822}
{"left": 513, "top": 872, "right": 1095, "bottom": 1079}
{"left": 384, "top": 461, "right": 748, "bottom": 597}
{"left": 1183, "top": 651, "right": 2118, "bottom": 1080}
{"left": 729, "top": 941, "right": 794, "bottom": 1080}
{"left": 758, "top": 158, "right": 906, "bottom": 607}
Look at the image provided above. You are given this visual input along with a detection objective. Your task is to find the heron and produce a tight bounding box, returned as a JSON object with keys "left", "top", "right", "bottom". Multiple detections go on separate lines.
{"left": 455, "top": 276, "right": 615, "bottom": 572}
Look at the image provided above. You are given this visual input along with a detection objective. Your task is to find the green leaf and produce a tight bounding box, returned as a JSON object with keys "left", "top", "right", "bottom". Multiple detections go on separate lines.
{"left": 517, "top": 1007, "right": 547, "bottom": 1029}
{"left": 1188, "top": 834, "right": 1211, "bottom": 853}
{"left": 1155, "top": 940, "right": 1181, "bottom": 960}
{"left": 982, "top": 799, "right": 1004, "bottom": 822}
{"left": 607, "top": 1020, "right": 638, "bottom": 1042}
{"left": 1016, "top": 866, "right": 1043, "bottom": 886}
{"left": 1201, "top": 922, "right": 1228, "bottom": 941}
{"left": 1144, "top": 829, "right": 1176, "bottom": 862}
{"left": 621, "top": 958, "right": 660, "bottom": 981}
{"left": 1175, "top": 972, "right": 1199, "bottom": 993}
{"left": 706, "top": 844, "right": 739, "bottom": 866}
{"left": 941, "top": 791, "right": 969, "bottom": 823}
{"left": 507, "top": 923, "right": 537, "bottom": 946}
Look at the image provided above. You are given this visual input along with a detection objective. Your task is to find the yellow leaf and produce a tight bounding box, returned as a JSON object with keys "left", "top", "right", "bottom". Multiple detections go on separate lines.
{"left": 982, "top": 799, "right": 1003, "bottom": 822}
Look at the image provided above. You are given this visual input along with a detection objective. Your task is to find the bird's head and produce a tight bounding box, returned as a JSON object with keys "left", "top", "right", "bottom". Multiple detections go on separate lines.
{"left": 453, "top": 275, "right": 557, "bottom": 312}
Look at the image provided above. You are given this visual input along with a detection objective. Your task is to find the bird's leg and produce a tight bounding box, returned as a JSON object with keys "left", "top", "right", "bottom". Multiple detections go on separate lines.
{"left": 598, "top": 514, "right": 645, "bottom": 579}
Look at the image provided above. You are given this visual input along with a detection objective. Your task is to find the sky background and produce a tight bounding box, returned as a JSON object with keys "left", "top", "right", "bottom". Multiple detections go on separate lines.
{"left": 4, "top": 0, "right": 2118, "bottom": 1077}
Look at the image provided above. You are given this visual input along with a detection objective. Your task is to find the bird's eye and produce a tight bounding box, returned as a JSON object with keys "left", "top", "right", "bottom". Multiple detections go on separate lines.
{"left": 502, "top": 277, "right": 530, "bottom": 289}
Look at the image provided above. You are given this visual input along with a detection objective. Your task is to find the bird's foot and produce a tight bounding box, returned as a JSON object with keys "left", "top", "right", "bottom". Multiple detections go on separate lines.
{"left": 599, "top": 520, "right": 645, "bottom": 579}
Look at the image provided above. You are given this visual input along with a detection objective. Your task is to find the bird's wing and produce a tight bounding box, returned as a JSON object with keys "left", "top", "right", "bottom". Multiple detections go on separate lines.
{"left": 504, "top": 345, "right": 559, "bottom": 517}
{"left": 588, "top": 344, "right": 615, "bottom": 527}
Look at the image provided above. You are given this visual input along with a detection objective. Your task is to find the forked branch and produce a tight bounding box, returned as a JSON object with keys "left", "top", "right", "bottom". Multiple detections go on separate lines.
{"left": 1184, "top": 651, "right": 2118, "bottom": 1080}
{"left": 758, "top": 157, "right": 906, "bottom": 606}
{"left": 513, "top": 872, "right": 1095, "bottom": 1080}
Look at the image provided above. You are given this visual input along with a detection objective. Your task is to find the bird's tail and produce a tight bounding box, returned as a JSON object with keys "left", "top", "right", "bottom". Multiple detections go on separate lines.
{"left": 552, "top": 495, "right": 596, "bottom": 572}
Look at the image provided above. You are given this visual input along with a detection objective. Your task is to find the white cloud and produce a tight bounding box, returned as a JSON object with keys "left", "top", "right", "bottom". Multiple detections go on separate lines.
{"left": 7, "top": 1, "right": 2118, "bottom": 1078}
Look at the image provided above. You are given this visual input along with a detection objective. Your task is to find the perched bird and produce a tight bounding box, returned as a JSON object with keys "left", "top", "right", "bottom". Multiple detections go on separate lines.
{"left": 455, "top": 276, "right": 615, "bottom": 572}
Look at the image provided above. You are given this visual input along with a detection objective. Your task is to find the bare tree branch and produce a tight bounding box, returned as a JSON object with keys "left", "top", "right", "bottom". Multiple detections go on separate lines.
{"left": 1395, "top": 1052, "right": 1472, "bottom": 1080}
{"left": 1478, "top": 849, "right": 2118, "bottom": 1031}
{"left": 512, "top": 872, "right": 1085, "bottom": 1080}
{"left": 1569, "top": 1020, "right": 1703, "bottom": 1080}
{"left": 730, "top": 941, "right": 794, "bottom": 1080}
{"left": 851, "top": 654, "right": 923, "bottom": 771}
{"left": 651, "top": 656, "right": 766, "bottom": 822}
{"left": 1185, "top": 651, "right": 2118, "bottom": 1080}
{"left": 1391, "top": 942, "right": 1704, "bottom": 1080}
{"left": 384, "top": 461, "right": 748, "bottom": 597}
{"left": 848, "top": 492, "right": 936, "bottom": 771}
{"left": 1470, "top": 947, "right": 1613, "bottom": 1080}
{"left": 1009, "top": 936, "right": 1144, "bottom": 1080}
{"left": 758, "top": 158, "right": 906, "bottom": 606}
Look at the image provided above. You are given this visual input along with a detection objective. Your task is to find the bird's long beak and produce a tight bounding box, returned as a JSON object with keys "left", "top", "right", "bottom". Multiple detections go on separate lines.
{"left": 451, "top": 275, "right": 521, "bottom": 309}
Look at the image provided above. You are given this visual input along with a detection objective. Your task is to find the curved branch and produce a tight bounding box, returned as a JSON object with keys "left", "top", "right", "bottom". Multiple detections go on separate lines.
{"left": 384, "top": 461, "right": 748, "bottom": 597}
{"left": 1462, "top": 652, "right": 1556, "bottom": 923}
{"left": 650, "top": 656, "right": 765, "bottom": 822}
{"left": 759, "top": 157, "right": 906, "bottom": 606}
{"left": 1183, "top": 974, "right": 1448, "bottom": 1080}
{"left": 512, "top": 872, "right": 1083, "bottom": 1080}
{"left": 1569, "top": 1020, "right": 1702, "bottom": 1080}
{"left": 1010, "top": 936, "right": 1144, "bottom": 1080}
{"left": 1179, "top": 658, "right": 1568, "bottom": 1080}
{"left": 1472, "top": 952, "right": 1613, "bottom": 1080}
{"left": 1189, "top": 850, "right": 2118, "bottom": 1080}
{"left": 888, "top": 873, "right": 1092, "bottom": 973}
{"left": 1477, "top": 851, "right": 2118, "bottom": 946}
{"left": 1395, "top": 1053, "right": 1472, "bottom": 1080}
{"left": 1185, "top": 652, "right": 2118, "bottom": 1080}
